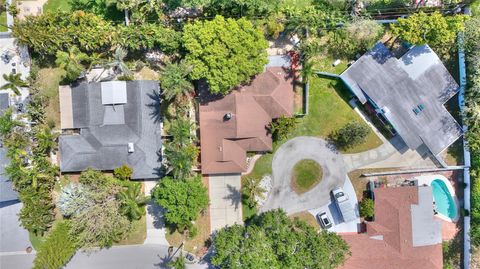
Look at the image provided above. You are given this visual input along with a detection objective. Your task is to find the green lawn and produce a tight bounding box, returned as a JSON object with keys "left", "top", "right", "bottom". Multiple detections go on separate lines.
{"left": 33, "top": 68, "right": 65, "bottom": 129}
{"left": 43, "top": 0, "right": 72, "bottom": 12}
{"left": 291, "top": 159, "right": 322, "bottom": 194}
{"left": 115, "top": 214, "right": 147, "bottom": 246}
{"left": 0, "top": 11, "right": 7, "bottom": 32}
{"left": 29, "top": 231, "right": 46, "bottom": 250}
{"left": 243, "top": 76, "right": 382, "bottom": 183}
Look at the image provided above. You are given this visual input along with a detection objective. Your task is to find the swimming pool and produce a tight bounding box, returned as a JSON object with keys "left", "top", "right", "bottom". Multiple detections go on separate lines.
{"left": 431, "top": 179, "right": 458, "bottom": 220}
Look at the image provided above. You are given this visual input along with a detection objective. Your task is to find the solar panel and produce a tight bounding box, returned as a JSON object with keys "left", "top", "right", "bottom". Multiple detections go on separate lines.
{"left": 101, "top": 81, "right": 127, "bottom": 105}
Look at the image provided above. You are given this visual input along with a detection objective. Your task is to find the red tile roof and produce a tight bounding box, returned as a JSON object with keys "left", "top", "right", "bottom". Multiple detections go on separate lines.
{"left": 340, "top": 187, "right": 443, "bottom": 269}
{"left": 199, "top": 67, "right": 294, "bottom": 174}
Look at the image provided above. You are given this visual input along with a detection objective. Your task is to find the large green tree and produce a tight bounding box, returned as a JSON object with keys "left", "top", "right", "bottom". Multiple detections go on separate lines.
{"left": 183, "top": 15, "right": 268, "bottom": 95}
{"left": 55, "top": 46, "right": 89, "bottom": 82}
{"left": 12, "top": 11, "right": 115, "bottom": 56}
{"left": 159, "top": 61, "right": 193, "bottom": 102}
{"left": 152, "top": 177, "right": 209, "bottom": 231}
{"left": 117, "top": 183, "right": 146, "bottom": 221}
{"left": 391, "top": 12, "right": 466, "bottom": 49}
{"left": 211, "top": 210, "right": 350, "bottom": 269}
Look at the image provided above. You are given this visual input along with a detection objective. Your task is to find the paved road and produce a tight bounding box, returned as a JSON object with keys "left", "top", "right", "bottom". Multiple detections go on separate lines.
{"left": 261, "top": 137, "right": 347, "bottom": 214}
{"left": 66, "top": 245, "right": 209, "bottom": 269}
{"left": 0, "top": 252, "right": 35, "bottom": 269}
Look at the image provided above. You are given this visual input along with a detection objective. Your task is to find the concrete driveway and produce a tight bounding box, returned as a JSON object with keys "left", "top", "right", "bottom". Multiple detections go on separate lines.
{"left": 208, "top": 175, "right": 243, "bottom": 232}
{"left": 308, "top": 177, "right": 361, "bottom": 233}
{"left": 261, "top": 137, "right": 347, "bottom": 214}
{"left": 143, "top": 181, "right": 168, "bottom": 245}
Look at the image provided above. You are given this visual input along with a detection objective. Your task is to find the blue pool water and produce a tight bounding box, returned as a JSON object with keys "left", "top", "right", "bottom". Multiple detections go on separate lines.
{"left": 431, "top": 179, "right": 457, "bottom": 220}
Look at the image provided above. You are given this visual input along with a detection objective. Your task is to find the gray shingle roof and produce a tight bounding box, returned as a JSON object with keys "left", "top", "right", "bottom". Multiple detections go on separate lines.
{"left": 59, "top": 81, "right": 162, "bottom": 179}
{"left": 340, "top": 43, "right": 462, "bottom": 155}
{"left": 0, "top": 148, "right": 19, "bottom": 203}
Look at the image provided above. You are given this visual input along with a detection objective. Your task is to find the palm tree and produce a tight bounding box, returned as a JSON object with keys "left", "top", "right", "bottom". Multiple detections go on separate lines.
{"left": 34, "top": 125, "right": 58, "bottom": 156}
{"left": 1, "top": 73, "right": 27, "bottom": 95}
{"left": 242, "top": 177, "right": 266, "bottom": 208}
{"left": 108, "top": 46, "right": 133, "bottom": 78}
{"left": 167, "top": 252, "right": 186, "bottom": 269}
{"left": 55, "top": 46, "right": 89, "bottom": 82}
{"left": 164, "top": 143, "right": 198, "bottom": 180}
{"left": 169, "top": 118, "right": 193, "bottom": 147}
{"left": 159, "top": 61, "right": 193, "bottom": 102}
{"left": 117, "top": 183, "right": 146, "bottom": 221}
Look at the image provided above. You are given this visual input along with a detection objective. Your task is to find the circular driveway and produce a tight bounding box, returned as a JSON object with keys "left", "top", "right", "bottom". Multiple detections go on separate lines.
{"left": 261, "top": 137, "right": 347, "bottom": 214}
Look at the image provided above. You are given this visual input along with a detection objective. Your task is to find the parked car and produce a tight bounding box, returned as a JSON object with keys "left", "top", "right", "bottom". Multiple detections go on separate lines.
{"left": 316, "top": 212, "right": 333, "bottom": 229}
{"left": 331, "top": 187, "right": 356, "bottom": 222}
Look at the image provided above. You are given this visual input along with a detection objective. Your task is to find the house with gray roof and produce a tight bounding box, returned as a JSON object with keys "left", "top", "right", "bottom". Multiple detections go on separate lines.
{"left": 58, "top": 80, "right": 162, "bottom": 179}
{"left": 340, "top": 43, "right": 461, "bottom": 159}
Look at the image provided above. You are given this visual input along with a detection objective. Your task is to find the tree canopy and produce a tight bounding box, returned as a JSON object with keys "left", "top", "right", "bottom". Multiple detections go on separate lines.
{"left": 391, "top": 12, "right": 466, "bottom": 49}
{"left": 183, "top": 15, "right": 268, "bottom": 95}
{"left": 211, "top": 210, "right": 350, "bottom": 269}
{"left": 152, "top": 176, "right": 209, "bottom": 231}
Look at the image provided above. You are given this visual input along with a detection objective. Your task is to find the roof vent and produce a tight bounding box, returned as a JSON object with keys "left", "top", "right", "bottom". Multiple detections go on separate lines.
{"left": 224, "top": 113, "right": 232, "bottom": 121}
{"left": 128, "top": 143, "right": 134, "bottom": 153}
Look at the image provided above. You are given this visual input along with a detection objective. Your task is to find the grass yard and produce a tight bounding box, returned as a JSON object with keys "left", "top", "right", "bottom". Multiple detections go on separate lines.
{"left": 43, "top": 0, "right": 72, "bottom": 12}
{"left": 165, "top": 210, "right": 211, "bottom": 256}
{"left": 115, "top": 214, "right": 147, "bottom": 246}
{"left": 242, "top": 202, "right": 258, "bottom": 222}
{"left": 291, "top": 159, "right": 322, "bottom": 194}
{"left": 29, "top": 231, "right": 46, "bottom": 250}
{"left": 0, "top": 11, "right": 7, "bottom": 32}
{"left": 243, "top": 76, "right": 382, "bottom": 187}
{"left": 289, "top": 211, "right": 319, "bottom": 229}
{"left": 33, "top": 68, "right": 65, "bottom": 129}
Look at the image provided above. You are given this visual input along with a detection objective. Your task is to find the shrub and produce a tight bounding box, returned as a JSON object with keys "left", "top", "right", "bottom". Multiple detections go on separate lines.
{"left": 57, "top": 183, "right": 93, "bottom": 217}
{"left": 333, "top": 121, "right": 370, "bottom": 149}
{"left": 33, "top": 221, "right": 77, "bottom": 269}
{"left": 269, "top": 116, "right": 296, "bottom": 141}
{"left": 114, "top": 164, "right": 133, "bottom": 181}
{"left": 359, "top": 198, "right": 375, "bottom": 219}
{"left": 152, "top": 176, "right": 209, "bottom": 231}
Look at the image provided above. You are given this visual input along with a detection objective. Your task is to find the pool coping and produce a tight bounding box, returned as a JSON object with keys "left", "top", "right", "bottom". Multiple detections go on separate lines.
{"left": 414, "top": 174, "right": 460, "bottom": 223}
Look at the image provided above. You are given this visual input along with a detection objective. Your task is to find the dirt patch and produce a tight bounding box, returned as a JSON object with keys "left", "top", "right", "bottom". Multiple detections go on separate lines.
{"left": 289, "top": 211, "right": 319, "bottom": 229}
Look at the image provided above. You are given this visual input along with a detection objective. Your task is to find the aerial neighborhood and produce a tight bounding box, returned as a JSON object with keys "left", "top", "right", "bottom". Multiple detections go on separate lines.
{"left": 0, "top": 0, "right": 479, "bottom": 269}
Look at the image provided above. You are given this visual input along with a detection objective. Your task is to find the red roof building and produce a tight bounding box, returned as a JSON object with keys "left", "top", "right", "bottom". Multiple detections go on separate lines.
{"left": 340, "top": 186, "right": 443, "bottom": 269}
{"left": 199, "top": 67, "right": 294, "bottom": 174}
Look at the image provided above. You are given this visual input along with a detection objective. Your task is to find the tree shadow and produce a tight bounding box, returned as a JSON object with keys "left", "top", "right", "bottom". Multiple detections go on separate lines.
{"left": 224, "top": 184, "right": 241, "bottom": 210}
{"left": 146, "top": 90, "right": 162, "bottom": 124}
{"left": 147, "top": 201, "right": 166, "bottom": 229}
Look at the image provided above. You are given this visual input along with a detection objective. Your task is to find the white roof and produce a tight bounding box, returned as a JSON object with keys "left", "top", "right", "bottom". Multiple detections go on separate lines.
{"left": 101, "top": 81, "right": 127, "bottom": 105}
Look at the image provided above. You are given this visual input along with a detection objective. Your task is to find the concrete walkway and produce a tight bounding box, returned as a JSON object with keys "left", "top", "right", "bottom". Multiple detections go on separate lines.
{"left": 208, "top": 175, "right": 243, "bottom": 232}
{"left": 143, "top": 181, "right": 168, "bottom": 246}
{"left": 261, "top": 137, "right": 347, "bottom": 214}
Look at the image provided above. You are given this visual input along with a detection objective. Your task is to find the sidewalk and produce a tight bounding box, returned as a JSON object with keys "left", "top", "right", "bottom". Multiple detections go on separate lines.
{"left": 143, "top": 181, "right": 168, "bottom": 245}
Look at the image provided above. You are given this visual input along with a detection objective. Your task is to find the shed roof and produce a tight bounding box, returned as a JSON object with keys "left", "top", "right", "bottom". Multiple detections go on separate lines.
{"left": 59, "top": 80, "right": 162, "bottom": 179}
{"left": 340, "top": 43, "right": 461, "bottom": 155}
{"left": 340, "top": 186, "right": 443, "bottom": 269}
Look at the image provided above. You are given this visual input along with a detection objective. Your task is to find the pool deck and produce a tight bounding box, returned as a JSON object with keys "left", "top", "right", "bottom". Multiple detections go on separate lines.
{"left": 414, "top": 174, "right": 460, "bottom": 223}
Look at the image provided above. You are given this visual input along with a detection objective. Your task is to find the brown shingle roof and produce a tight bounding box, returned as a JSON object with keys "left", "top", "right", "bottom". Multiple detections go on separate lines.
{"left": 199, "top": 67, "right": 294, "bottom": 174}
{"left": 340, "top": 187, "right": 443, "bottom": 269}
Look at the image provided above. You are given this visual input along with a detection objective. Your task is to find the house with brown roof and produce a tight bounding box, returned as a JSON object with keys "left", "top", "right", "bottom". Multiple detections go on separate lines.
{"left": 340, "top": 186, "right": 443, "bottom": 269}
{"left": 199, "top": 56, "right": 294, "bottom": 174}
